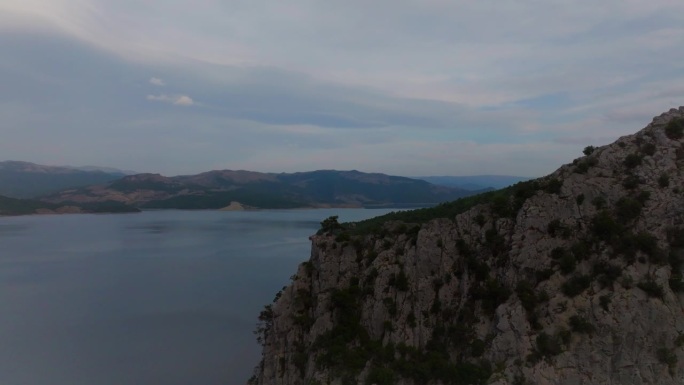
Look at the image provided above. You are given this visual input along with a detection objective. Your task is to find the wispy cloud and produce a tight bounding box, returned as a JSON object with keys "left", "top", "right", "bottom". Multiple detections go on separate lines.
{"left": 146, "top": 94, "right": 194, "bottom": 106}
{"left": 0, "top": 1, "right": 683, "bottom": 176}
{"left": 149, "top": 77, "right": 165, "bottom": 86}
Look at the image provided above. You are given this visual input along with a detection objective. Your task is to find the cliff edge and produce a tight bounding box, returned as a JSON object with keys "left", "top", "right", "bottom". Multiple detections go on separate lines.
{"left": 250, "top": 107, "right": 684, "bottom": 385}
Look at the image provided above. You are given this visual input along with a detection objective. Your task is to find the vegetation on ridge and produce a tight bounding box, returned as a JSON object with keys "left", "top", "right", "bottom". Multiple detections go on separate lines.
{"left": 346, "top": 177, "right": 548, "bottom": 234}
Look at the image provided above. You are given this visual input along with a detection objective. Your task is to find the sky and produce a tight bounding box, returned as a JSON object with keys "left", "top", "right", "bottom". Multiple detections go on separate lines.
{"left": 1, "top": 1, "right": 683, "bottom": 177}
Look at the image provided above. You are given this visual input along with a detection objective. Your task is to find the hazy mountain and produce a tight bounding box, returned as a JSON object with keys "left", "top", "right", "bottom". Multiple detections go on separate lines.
{"left": 0, "top": 161, "right": 125, "bottom": 198}
{"left": 63, "top": 165, "right": 138, "bottom": 175}
{"left": 415, "top": 175, "right": 530, "bottom": 190}
{"left": 45, "top": 169, "right": 480, "bottom": 209}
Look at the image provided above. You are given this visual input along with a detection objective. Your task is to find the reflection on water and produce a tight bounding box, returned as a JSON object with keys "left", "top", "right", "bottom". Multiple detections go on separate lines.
{"left": 0, "top": 208, "right": 395, "bottom": 385}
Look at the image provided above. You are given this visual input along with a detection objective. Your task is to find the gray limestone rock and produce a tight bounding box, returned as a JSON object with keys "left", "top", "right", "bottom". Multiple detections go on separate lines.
{"left": 249, "top": 108, "right": 684, "bottom": 385}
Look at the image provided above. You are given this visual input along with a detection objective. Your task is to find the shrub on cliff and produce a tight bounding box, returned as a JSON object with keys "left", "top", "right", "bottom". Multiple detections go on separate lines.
{"left": 665, "top": 118, "right": 684, "bottom": 140}
{"left": 319, "top": 215, "right": 343, "bottom": 234}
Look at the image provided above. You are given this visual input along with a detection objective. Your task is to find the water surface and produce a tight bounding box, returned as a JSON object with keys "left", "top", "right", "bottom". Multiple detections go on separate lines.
{"left": 0, "top": 209, "right": 394, "bottom": 385}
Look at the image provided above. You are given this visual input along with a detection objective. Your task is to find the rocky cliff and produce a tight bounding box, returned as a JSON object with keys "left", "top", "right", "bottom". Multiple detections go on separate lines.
{"left": 249, "top": 108, "right": 684, "bottom": 385}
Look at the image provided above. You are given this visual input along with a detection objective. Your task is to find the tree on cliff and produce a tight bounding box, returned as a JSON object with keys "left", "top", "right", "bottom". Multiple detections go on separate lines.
{"left": 319, "top": 215, "right": 342, "bottom": 234}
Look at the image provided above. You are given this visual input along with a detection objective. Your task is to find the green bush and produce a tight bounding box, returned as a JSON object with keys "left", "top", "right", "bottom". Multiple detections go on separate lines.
{"left": 669, "top": 276, "right": 684, "bottom": 292}
{"left": 470, "top": 339, "right": 486, "bottom": 357}
{"left": 570, "top": 241, "right": 590, "bottom": 261}
{"left": 659, "top": 173, "right": 670, "bottom": 188}
{"left": 593, "top": 261, "right": 622, "bottom": 288}
{"left": 631, "top": 232, "right": 656, "bottom": 251}
{"left": 574, "top": 157, "right": 599, "bottom": 174}
{"left": 335, "top": 231, "right": 351, "bottom": 242}
{"left": 547, "top": 219, "right": 570, "bottom": 238}
{"left": 395, "top": 269, "right": 409, "bottom": 291}
{"left": 392, "top": 223, "right": 408, "bottom": 235}
{"left": 667, "top": 227, "right": 684, "bottom": 248}
{"left": 633, "top": 232, "right": 666, "bottom": 263}
{"left": 562, "top": 275, "right": 592, "bottom": 297}
{"left": 472, "top": 279, "right": 511, "bottom": 316}
{"left": 591, "top": 211, "right": 623, "bottom": 241}
{"left": 255, "top": 305, "right": 275, "bottom": 345}
{"left": 292, "top": 343, "right": 309, "bottom": 376}
{"left": 550, "top": 246, "right": 569, "bottom": 260}
{"left": 484, "top": 228, "right": 506, "bottom": 255}
{"left": 559, "top": 253, "right": 577, "bottom": 275}
{"left": 622, "top": 175, "right": 640, "bottom": 189}
{"left": 467, "top": 255, "right": 490, "bottom": 282}
{"left": 516, "top": 280, "right": 538, "bottom": 313}
{"left": 430, "top": 299, "right": 442, "bottom": 314}
{"left": 490, "top": 194, "right": 512, "bottom": 217}
{"left": 669, "top": 250, "right": 684, "bottom": 292}
{"left": 583, "top": 146, "right": 596, "bottom": 155}
{"left": 456, "top": 239, "right": 473, "bottom": 257}
{"left": 637, "top": 190, "right": 651, "bottom": 204}
{"left": 623, "top": 153, "right": 642, "bottom": 169}
{"left": 365, "top": 366, "right": 395, "bottom": 385}
{"left": 544, "top": 178, "right": 563, "bottom": 194}
{"left": 383, "top": 297, "right": 398, "bottom": 316}
{"left": 657, "top": 347, "right": 678, "bottom": 375}
{"left": 535, "top": 268, "right": 555, "bottom": 283}
{"left": 592, "top": 196, "right": 607, "bottom": 209}
{"left": 366, "top": 250, "right": 378, "bottom": 264}
{"left": 569, "top": 315, "right": 595, "bottom": 334}
{"left": 320, "top": 215, "right": 342, "bottom": 234}
{"left": 641, "top": 142, "right": 656, "bottom": 156}
{"left": 407, "top": 313, "right": 417, "bottom": 328}
{"left": 615, "top": 197, "right": 643, "bottom": 222}
{"left": 675, "top": 334, "right": 684, "bottom": 347}
{"left": 665, "top": 118, "right": 684, "bottom": 140}
{"left": 637, "top": 280, "right": 664, "bottom": 298}
{"left": 536, "top": 332, "right": 564, "bottom": 357}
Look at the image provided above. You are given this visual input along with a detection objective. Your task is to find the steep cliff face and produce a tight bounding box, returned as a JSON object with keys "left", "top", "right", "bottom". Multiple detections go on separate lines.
{"left": 250, "top": 108, "right": 684, "bottom": 385}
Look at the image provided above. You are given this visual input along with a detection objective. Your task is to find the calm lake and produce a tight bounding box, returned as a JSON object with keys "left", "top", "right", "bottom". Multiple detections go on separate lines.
{"left": 0, "top": 208, "right": 396, "bottom": 385}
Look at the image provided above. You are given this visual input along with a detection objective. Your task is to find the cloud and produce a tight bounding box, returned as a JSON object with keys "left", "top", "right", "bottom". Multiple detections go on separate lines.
{"left": 1, "top": 1, "right": 684, "bottom": 177}
{"left": 173, "top": 95, "right": 194, "bottom": 106}
{"left": 149, "top": 77, "right": 165, "bottom": 86}
{"left": 146, "top": 94, "right": 194, "bottom": 106}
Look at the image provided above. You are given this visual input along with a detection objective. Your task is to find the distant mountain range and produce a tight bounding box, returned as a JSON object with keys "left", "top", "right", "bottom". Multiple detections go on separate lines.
{"left": 415, "top": 175, "right": 530, "bottom": 190}
{"left": 0, "top": 161, "right": 530, "bottom": 215}
{"left": 62, "top": 165, "right": 137, "bottom": 175}
{"left": 44, "top": 169, "right": 487, "bottom": 210}
{"left": 0, "top": 161, "right": 126, "bottom": 198}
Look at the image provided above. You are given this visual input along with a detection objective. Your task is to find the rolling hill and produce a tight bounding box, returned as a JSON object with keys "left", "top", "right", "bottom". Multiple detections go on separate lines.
{"left": 44, "top": 169, "right": 480, "bottom": 209}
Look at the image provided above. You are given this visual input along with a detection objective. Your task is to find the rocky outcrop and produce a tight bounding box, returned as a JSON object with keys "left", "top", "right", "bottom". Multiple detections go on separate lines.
{"left": 249, "top": 108, "right": 684, "bottom": 385}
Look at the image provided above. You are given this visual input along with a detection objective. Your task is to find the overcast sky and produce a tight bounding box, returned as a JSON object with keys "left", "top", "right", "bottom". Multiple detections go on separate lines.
{"left": 1, "top": 1, "right": 683, "bottom": 177}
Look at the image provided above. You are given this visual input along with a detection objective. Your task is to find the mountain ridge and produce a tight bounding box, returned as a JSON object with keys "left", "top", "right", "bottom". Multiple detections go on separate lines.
{"left": 44, "top": 169, "right": 482, "bottom": 209}
{"left": 0, "top": 160, "right": 125, "bottom": 198}
{"left": 249, "top": 107, "right": 684, "bottom": 385}
{"left": 414, "top": 175, "right": 530, "bottom": 190}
